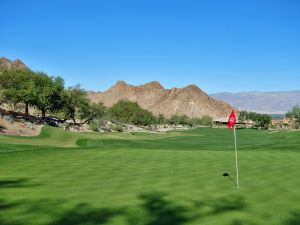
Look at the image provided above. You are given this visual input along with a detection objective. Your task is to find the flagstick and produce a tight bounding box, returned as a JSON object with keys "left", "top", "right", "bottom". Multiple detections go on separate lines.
{"left": 234, "top": 125, "right": 240, "bottom": 188}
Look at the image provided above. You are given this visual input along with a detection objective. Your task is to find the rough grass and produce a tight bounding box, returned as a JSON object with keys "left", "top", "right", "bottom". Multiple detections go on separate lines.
{"left": 0, "top": 127, "right": 300, "bottom": 225}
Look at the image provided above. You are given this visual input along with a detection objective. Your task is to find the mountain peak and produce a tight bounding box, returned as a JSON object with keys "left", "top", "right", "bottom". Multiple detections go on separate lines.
{"left": 114, "top": 80, "right": 128, "bottom": 87}
{"left": 142, "top": 81, "right": 164, "bottom": 90}
{"left": 183, "top": 84, "right": 201, "bottom": 91}
{"left": 0, "top": 57, "right": 27, "bottom": 71}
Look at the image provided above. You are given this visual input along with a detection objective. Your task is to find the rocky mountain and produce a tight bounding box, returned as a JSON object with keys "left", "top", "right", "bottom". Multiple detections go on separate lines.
{"left": 88, "top": 81, "right": 235, "bottom": 119}
{"left": 210, "top": 91, "right": 300, "bottom": 114}
{"left": 0, "top": 57, "right": 27, "bottom": 71}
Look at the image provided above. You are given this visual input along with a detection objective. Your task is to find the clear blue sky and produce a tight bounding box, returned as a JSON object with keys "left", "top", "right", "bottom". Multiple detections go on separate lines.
{"left": 1, "top": 0, "right": 299, "bottom": 93}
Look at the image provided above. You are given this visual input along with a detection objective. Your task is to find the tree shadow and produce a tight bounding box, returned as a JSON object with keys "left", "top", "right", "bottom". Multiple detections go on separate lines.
{"left": 49, "top": 193, "right": 246, "bottom": 225}
{"left": 138, "top": 192, "right": 192, "bottom": 225}
{"left": 0, "top": 198, "right": 21, "bottom": 210}
{"left": 0, "top": 198, "right": 24, "bottom": 225}
{"left": 47, "top": 203, "right": 124, "bottom": 225}
{"left": 0, "top": 178, "right": 39, "bottom": 188}
{"left": 193, "top": 194, "right": 246, "bottom": 216}
{"left": 0, "top": 191, "right": 247, "bottom": 225}
{"left": 209, "top": 195, "right": 246, "bottom": 214}
{"left": 283, "top": 211, "right": 300, "bottom": 225}
{"left": 0, "top": 220, "right": 24, "bottom": 225}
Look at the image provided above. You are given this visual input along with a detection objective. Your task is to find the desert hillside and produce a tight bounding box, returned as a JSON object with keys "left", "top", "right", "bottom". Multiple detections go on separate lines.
{"left": 88, "top": 81, "right": 235, "bottom": 119}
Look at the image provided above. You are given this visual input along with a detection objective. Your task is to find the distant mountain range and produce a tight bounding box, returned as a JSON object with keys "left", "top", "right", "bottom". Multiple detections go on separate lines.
{"left": 210, "top": 91, "right": 300, "bottom": 114}
{"left": 87, "top": 81, "right": 235, "bottom": 119}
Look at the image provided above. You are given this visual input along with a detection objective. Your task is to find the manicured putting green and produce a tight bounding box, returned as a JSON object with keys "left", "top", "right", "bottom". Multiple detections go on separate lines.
{"left": 0, "top": 127, "right": 300, "bottom": 225}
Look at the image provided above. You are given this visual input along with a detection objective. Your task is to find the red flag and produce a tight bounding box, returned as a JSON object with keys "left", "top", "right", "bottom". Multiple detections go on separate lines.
{"left": 228, "top": 110, "right": 236, "bottom": 128}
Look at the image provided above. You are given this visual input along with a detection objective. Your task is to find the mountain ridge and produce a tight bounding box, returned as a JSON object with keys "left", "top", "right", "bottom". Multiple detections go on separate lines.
{"left": 87, "top": 80, "right": 235, "bottom": 119}
{"left": 210, "top": 91, "right": 300, "bottom": 114}
{"left": 0, "top": 57, "right": 27, "bottom": 71}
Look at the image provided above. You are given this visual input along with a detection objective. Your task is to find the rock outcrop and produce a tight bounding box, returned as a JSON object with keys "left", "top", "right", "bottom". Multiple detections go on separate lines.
{"left": 87, "top": 81, "right": 235, "bottom": 119}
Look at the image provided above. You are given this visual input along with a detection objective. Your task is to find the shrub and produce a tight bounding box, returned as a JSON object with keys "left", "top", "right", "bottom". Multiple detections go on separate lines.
{"left": 109, "top": 100, "right": 155, "bottom": 126}
{"left": 169, "top": 115, "right": 180, "bottom": 125}
{"left": 156, "top": 114, "right": 166, "bottom": 124}
{"left": 200, "top": 115, "right": 213, "bottom": 127}
{"left": 89, "top": 122, "right": 99, "bottom": 132}
{"left": 112, "top": 124, "right": 123, "bottom": 132}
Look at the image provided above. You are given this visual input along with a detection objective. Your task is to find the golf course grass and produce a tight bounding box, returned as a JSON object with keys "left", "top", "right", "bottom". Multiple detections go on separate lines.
{"left": 0, "top": 127, "right": 299, "bottom": 225}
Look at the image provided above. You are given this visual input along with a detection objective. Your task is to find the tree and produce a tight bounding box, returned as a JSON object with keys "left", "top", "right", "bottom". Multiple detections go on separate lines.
{"left": 63, "top": 85, "right": 89, "bottom": 123}
{"left": 169, "top": 115, "right": 195, "bottom": 126}
{"left": 109, "top": 100, "right": 135, "bottom": 124}
{"left": 109, "top": 100, "right": 155, "bottom": 126}
{"left": 0, "top": 88, "right": 4, "bottom": 106}
{"left": 199, "top": 115, "right": 213, "bottom": 127}
{"left": 238, "top": 111, "right": 248, "bottom": 123}
{"left": 133, "top": 108, "right": 155, "bottom": 126}
{"left": 79, "top": 102, "right": 107, "bottom": 124}
{"left": 169, "top": 115, "right": 180, "bottom": 125}
{"left": 33, "top": 72, "right": 65, "bottom": 118}
{"left": 286, "top": 106, "right": 300, "bottom": 127}
{"left": 156, "top": 114, "right": 166, "bottom": 125}
{"left": 0, "top": 69, "right": 36, "bottom": 116}
{"left": 254, "top": 114, "right": 272, "bottom": 129}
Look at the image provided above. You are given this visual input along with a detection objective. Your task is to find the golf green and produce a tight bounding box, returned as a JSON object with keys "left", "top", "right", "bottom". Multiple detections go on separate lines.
{"left": 0, "top": 127, "right": 299, "bottom": 225}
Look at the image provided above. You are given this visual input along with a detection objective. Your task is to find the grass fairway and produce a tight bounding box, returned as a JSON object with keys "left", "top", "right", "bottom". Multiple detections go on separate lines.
{"left": 0, "top": 127, "right": 300, "bottom": 225}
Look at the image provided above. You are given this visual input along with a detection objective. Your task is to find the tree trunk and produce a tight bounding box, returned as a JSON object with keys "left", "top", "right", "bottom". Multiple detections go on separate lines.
{"left": 82, "top": 117, "right": 93, "bottom": 124}
{"left": 72, "top": 117, "right": 76, "bottom": 124}
{"left": 25, "top": 103, "right": 29, "bottom": 116}
{"left": 41, "top": 109, "right": 46, "bottom": 119}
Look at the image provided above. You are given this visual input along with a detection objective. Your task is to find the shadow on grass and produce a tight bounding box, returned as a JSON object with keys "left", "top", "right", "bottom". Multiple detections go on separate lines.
{"left": 48, "top": 203, "right": 124, "bottom": 225}
{"left": 49, "top": 193, "right": 196, "bottom": 225}
{"left": 0, "top": 198, "right": 24, "bottom": 225}
{"left": 283, "top": 211, "right": 300, "bottom": 225}
{"left": 0, "top": 178, "right": 39, "bottom": 188}
{"left": 138, "top": 192, "right": 192, "bottom": 225}
{"left": 210, "top": 195, "right": 246, "bottom": 214}
{"left": 0, "top": 192, "right": 247, "bottom": 225}
{"left": 128, "top": 192, "right": 247, "bottom": 225}
{"left": 0, "top": 198, "right": 21, "bottom": 210}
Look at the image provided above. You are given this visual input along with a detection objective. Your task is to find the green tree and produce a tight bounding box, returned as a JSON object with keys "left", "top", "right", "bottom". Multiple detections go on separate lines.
{"left": 156, "top": 114, "right": 166, "bottom": 124}
{"left": 79, "top": 102, "right": 107, "bottom": 124}
{"left": 63, "top": 85, "right": 89, "bottom": 123}
{"left": 33, "top": 72, "right": 65, "bottom": 118}
{"left": 0, "top": 69, "right": 36, "bottom": 116}
{"left": 200, "top": 115, "right": 213, "bottom": 127}
{"left": 0, "top": 88, "right": 4, "bottom": 106}
{"left": 109, "top": 100, "right": 155, "bottom": 126}
{"left": 286, "top": 106, "right": 300, "bottom": 126}
{"left": 254, "top": 114, "right": 272, "bottom": 129}
{"left": 238, "top": 111, "right": 248, "bottom": 123}
{"left": 169, "top": 115, "right": 180, "bottom": 125}
{"left": 109, "top": 100, "right": 137, "bottom": 124}
{"left": 133, "top": 108, "right": 155, "bottom": 126}
{"left": 238, "top": 111, "right": 271, "bottom": 129}
{"left": 189, "top": 117, "right": 202, "bottom": 126}
{"left": 178, "top": 115, "right": 191, "bottom": 125}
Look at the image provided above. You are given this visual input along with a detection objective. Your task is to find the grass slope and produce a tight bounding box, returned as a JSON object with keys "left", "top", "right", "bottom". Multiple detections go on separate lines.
{"left": 0, "top": 127, "right": 300, "bottom": 225}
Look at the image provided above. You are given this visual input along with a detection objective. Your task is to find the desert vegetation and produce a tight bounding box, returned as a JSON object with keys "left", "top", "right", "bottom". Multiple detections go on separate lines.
{"left": 2, "top": 68, "right": 296, "bottom": 133}
{"left": 238, "top": 111, "right": 272, "bottom": 129}
{"left": 0, "top": 69, "right": 215, "bottom": 132}
{"left": 286, "top": 106, "right": 300, "bottom": 129}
